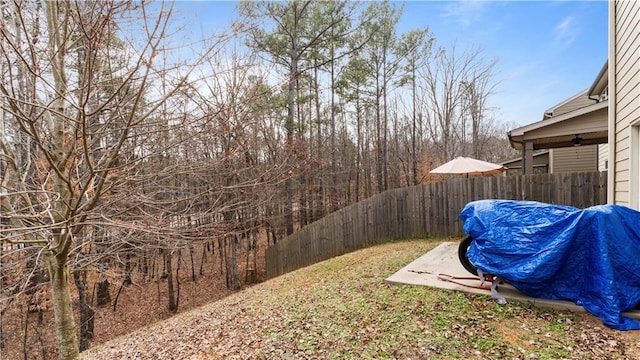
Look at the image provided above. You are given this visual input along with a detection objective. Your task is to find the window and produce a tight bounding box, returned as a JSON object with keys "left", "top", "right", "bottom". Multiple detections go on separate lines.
{"left": 599, "top": 86, "right": 608, "bottom": 102}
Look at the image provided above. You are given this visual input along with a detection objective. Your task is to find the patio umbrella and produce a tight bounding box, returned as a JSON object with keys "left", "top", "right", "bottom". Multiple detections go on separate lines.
{"left": 429, "top": 156, "right": 506, "bottom": 177}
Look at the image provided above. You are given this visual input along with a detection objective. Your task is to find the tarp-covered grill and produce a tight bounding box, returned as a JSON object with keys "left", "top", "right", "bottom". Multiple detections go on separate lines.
{"left": 460, "top": 199, "right": 640, "bottom": 330}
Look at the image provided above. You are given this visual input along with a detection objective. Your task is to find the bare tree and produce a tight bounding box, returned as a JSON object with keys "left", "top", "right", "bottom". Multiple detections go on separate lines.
{"left": 396, "top": 28, "right": 434, "bottom": 185}
{"left": 418, "top": 43, "right": 497, "bottom": 164}
{"left": 240, "top": 0, "right": 372, "bottom": 233}
{"left": 459, "top": 56, "right": 498, "bottom": 159}
{"left": 0, "top": 2, "right": 229, "bottom": 358}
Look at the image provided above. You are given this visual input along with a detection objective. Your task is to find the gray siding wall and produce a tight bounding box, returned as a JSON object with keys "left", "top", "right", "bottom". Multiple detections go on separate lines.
{"left": 552, "top": 92, "right": 595, "bottom": 117}
{"left": 598, "top": 144, "right": 609, "bottom": 171}
{"left": 503, "top": 152, "right": 549, "bottom": 175}
{"left": 612, "top": 0, "right": 640, "bottom": 208}
{"left": 550, "top": 145, "right": 598, "bottom": 173}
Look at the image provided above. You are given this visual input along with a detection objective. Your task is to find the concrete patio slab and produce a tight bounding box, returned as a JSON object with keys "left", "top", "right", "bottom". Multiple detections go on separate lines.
{"left": 386, "top": 242, "right": 640, "bottom": 320}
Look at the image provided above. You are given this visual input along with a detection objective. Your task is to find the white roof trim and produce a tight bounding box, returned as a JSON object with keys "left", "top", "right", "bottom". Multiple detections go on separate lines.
{"left": 588, "top": 60, "right": 608, "bottom": 97}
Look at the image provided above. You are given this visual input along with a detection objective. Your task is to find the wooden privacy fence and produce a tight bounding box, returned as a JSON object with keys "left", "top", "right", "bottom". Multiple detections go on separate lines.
{"left": 265, "top": 171, "right": 607, "bottom": 279}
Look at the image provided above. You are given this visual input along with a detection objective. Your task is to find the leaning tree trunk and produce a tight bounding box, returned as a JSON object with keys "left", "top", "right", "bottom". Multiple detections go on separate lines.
{"left": 47, "top": 247, "right": 79, "bottom": 360}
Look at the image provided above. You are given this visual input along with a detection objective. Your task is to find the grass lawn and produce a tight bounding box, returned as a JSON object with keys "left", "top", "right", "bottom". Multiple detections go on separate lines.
{"left": 82, "top": 238, "right": 640, "bottom": 359}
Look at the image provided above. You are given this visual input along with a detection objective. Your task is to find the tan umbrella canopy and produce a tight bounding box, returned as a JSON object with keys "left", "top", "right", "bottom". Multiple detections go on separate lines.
{"left": 429, "top": 156, "right": 506, "bottom": 176}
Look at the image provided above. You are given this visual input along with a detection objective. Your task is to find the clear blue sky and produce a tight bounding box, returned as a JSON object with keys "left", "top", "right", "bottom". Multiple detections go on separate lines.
{"left": 404, "top": 1, "right": 609, "bottom": 128}
{"left": 172, "top": 0, "right": 608, "bottom": 129}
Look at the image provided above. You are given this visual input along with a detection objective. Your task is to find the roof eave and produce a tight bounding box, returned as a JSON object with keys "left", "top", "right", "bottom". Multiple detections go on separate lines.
{"left": 508, "top": 100, "right": 608, "bottom": 150}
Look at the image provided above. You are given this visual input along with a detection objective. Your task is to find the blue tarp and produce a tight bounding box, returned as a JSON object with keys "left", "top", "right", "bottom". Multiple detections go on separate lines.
{"left": 459, "top": 199, "right": 640, "bottom": 330}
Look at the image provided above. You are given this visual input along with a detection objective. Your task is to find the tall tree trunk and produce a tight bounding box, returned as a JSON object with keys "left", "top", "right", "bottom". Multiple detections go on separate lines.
{"left": 231, "top": 235, "right": 239, "bottom": 290}
{"left": 166, "top": 252, "right": 177, "bottom": 313}
{"left": 45, "top": 2, "right": 79, "bottom": 357}
{"left": 96, "top": 279, "right": 111, "bottom": 306}
{"left": 22, "top": 304, "right": 28, "bottom": 360}
{"left": 189, "top": 243, "right": 196, "bottom": 282}
{"left": 0, "top": 239, "right": 3, "bottom": 350}
{"left": 218, "top": 237, "right": 225, "bottom": 274}
{"left": 355, "top": 92, "right": 361, "bottom": 202}
{"left": 382, "top": 58, "right": 389, "bottom": 191}
{"left": 364, "top": 104, "right": 372, "bottom": 199}
{"left": 330, "top": 43, "right": 338, "bottom": 212}
{"left": 283, "top": 2, "right": 300, "bottom": 236}
{"left": 199, "top": 243, "right": 207, "bottom": 276}
{"left": 411, "top": 62, "right": 418, "bottom": 185}
{"left": 47, "top": 249, "right": 79, "bottom": 360}
{"left": 73, "top": 269, "right": 94, "bottom": 352}
{"left": 314, "top": 66, "right": 325, "bottom": 221}
{"left": 176, "top": 249, "right": 181, "bottom": 311}
{"left": 123, "top": 253, "right": 133, "bottom": 286}
{"left": 375, "top": 70, "right": 383, "bottom": 193}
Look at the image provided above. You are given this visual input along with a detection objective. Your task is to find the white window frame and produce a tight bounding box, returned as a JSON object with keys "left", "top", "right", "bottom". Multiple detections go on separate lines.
{"left": 600, "top": 86, "right": 608, "bottom": 102}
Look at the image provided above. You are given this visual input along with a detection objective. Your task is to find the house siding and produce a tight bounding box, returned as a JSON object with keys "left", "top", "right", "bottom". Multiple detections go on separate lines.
{"left": 598, "top": 144, "right": 609, "bottom": 171}
{"left": 502, "top": 152, "right": 549, "bottom": 175}
{"left": 612, "top": 0, "right": 640, "bottom": 208}
{"left": 551, "top": 92, "right": 595, "bottom": 117}
{"left": 550, "top": 145, "right": 598, "bottom": 173}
